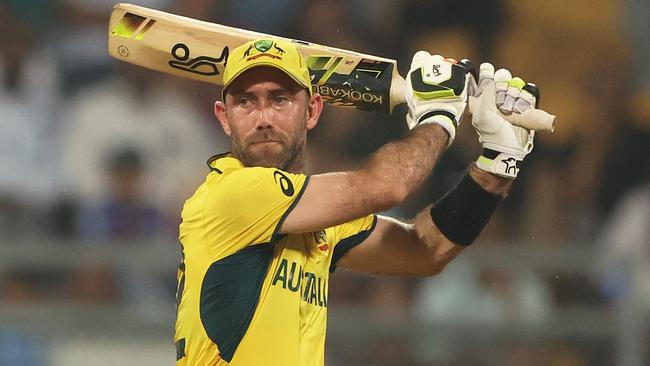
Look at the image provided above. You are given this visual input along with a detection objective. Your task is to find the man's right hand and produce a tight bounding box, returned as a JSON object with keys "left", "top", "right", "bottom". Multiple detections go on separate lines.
{"left": 405, "top": 51, "right": 472, "bottom": 146}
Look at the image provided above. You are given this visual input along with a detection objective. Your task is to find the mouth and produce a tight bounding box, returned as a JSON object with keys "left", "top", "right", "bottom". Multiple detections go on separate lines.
{"left": 249, "top": 140, "right": 281, "bottom": 146}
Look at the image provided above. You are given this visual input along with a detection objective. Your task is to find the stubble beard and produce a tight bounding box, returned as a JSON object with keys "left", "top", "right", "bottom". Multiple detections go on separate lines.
{"left": 232, "top": 128, "right": 306, "bottom": 172}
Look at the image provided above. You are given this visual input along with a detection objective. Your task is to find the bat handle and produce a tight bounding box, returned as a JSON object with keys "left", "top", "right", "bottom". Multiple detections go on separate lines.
{"left": 392, "top": 75, "right": 556, "bottom": 132}
{"left": 503, "top": 108, "right": 556, "bottom": 132}
{"left": 389, "top": 75, "right": 407, "bottom": 112}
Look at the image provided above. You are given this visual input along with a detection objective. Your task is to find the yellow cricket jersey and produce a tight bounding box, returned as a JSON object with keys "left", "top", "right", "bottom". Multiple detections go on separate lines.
{"left": 174, "top": 154, "right": 376, "bottom": 366}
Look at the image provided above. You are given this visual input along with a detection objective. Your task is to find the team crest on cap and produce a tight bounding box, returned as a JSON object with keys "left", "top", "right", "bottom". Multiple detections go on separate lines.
{"left": 254, "top": 40, "right": 273, "bottom": 52}
{"left": 241, "top": 39, "right": 286, "bottom": 61}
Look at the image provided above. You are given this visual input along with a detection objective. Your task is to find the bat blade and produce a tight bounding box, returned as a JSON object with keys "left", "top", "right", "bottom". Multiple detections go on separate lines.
{"left": 108, "top": 3, "right": 402, "bottom": 114}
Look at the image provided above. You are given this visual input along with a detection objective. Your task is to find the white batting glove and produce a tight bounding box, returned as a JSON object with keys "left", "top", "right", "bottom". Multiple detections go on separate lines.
{"left": 468, "top": 63, "right": 538, "bottom": 178}
{"left": 405, "top": 51, "right": 472, "bottom": 146}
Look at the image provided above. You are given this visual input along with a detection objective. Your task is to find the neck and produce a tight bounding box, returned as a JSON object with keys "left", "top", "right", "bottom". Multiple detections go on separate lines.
{"left": 231, "top": 150, "right": 306, "bottom": 174}
{"left": 284, "top": 154, "right": 305, "bottom": 174}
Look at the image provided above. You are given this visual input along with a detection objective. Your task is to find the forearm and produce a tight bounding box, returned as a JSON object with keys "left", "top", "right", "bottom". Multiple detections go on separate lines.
{"left": 351, "top": 52, "right": 464, "bottom": 213}
{"left": 412, "top": 207, "right": 465, "bottom": 275}
{"left": 355, "top": 124, "right": 449, "bottom": 211}
{"left": 410, "top": 165, "right": 510, "bottom": 273}
{"left": 414, "top": 164, "right": 513, "bottom": 262}
{"left": 334, "top": 167, "right": 510, "bottom": 276}
{"left": 280, "top": 124, "right": 449, "bottom": 234}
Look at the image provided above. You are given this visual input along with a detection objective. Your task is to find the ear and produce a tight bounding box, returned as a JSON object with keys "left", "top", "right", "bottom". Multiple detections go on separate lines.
{"left": 214, "top": 100, "right": 232, "bottom": 136}
{"left": 305, "top": 93, "right": 323, "bottom": 130}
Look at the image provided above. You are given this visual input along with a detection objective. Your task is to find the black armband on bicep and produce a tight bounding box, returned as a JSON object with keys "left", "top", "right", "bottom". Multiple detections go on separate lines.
{"left": 430, "top": 173, "right": 502, "bottom": 246}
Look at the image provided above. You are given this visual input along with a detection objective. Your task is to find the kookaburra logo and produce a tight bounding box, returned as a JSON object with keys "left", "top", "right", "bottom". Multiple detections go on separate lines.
{"left": 168, "top": 43, "right": 229, "bottom": 76}
{"left": 501, "top": 157, "right": 518, "bottom": 175}
{"left": 432, "top": 64, "right": 441, "bottom": 76}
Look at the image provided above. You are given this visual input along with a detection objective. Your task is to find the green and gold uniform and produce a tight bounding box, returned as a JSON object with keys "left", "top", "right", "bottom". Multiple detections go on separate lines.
{"left": 174, "top": 154, "right": 376, "bottom": 366}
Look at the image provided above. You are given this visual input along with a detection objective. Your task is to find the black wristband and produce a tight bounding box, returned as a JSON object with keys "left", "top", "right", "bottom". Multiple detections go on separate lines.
{"left": 430, "top": 173, "right": 502, "bottom": 246}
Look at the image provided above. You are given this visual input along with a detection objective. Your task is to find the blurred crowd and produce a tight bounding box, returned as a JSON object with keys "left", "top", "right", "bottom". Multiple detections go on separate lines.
{"left": 1, "top": 0, "right": 649, "bottom": 365}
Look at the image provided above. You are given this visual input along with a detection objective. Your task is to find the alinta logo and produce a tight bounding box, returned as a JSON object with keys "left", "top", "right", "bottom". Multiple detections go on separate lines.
{"left": 317, "top": 244, "right": 329, "bottom": 252}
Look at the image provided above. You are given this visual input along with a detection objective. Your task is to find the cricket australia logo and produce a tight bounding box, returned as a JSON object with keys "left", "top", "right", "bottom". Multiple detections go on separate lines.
{"left": 242, "top": 40, "right": 286, "bottom": 61}
{"left": 313, "top": 230, "right": 328, "bottom": 252}
{"left": 168, "top": 43, "right": 229, "bottom": 76}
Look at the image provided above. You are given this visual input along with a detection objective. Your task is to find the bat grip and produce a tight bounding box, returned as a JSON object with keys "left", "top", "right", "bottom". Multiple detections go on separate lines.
{"left": 504, "top": 108, "right": 556, "bottom": 132}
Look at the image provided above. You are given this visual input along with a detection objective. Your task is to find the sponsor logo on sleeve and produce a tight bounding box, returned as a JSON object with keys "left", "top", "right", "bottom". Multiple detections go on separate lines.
{"left": 273, "top": 171, "right": 295, "bottom": 196}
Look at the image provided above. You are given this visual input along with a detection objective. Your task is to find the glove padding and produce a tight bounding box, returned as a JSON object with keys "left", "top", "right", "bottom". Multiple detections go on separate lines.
{"left": 469, "top": 63, "right": 537, "bottom": 178}
{"left": 405, "top": 51, "right": 471, "bottom": 146}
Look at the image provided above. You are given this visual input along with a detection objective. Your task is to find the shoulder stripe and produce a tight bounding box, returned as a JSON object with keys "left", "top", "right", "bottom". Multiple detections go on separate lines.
{"left": 270, "top": 175, "right": 311, "bottom": 243}
{"left": 329, "top": 214, "right": 378, "bottom": 273}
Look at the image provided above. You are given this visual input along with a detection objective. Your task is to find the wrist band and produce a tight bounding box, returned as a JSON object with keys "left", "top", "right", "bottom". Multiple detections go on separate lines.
{"left": 430, "top": 173, "right": 502, "bottom": 246}
{"left": 418, "top": 110, "right": 457, "bottom": 127}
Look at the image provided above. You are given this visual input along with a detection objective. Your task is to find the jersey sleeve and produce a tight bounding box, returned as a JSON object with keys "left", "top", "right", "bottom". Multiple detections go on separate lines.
{"left": 204, "top": 166, "right": 309, "bottom": 254}
{"left": 329, "top": 214, "right": 377, "bottom": 273}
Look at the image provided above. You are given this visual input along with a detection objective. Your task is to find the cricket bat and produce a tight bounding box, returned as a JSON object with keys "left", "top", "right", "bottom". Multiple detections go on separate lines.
{"left": 108, "top": 3, "right": 555, "bottom": 131}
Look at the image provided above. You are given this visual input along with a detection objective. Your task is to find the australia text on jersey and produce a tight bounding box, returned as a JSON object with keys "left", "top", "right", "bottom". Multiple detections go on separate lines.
{"left": 271, "top": 258, "right": 328, "bottom": 307}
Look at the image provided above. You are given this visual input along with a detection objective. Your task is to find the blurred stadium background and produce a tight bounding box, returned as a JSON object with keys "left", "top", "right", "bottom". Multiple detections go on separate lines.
{"left": 1, "top": 0, "right": 649, "bottom": 365}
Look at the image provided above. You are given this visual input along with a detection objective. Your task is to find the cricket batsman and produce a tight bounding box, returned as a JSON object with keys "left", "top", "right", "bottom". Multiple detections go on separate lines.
{"left": 173, "top": 38, "right": 543, "bottom": 365}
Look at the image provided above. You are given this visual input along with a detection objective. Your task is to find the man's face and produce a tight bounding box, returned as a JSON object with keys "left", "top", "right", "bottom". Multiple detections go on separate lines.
{"left": 214, "top": 67, "right": 322, "bottom": 172}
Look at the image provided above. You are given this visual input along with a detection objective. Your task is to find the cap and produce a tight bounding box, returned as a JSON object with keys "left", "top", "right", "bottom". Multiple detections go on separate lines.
{"left": 222, "top": 38, "right": 312, "bottom": 97}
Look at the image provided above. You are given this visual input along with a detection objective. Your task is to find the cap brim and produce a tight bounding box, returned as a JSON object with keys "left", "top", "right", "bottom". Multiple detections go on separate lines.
{"left": 222, "top": 62, "right": 312, "bottom": 100}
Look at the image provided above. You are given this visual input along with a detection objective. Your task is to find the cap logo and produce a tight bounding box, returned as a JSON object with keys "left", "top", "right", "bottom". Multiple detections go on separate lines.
{"left": 241, "top": 40, "right": 286, "bottom": 62}
{"left": 254, "top": 40, "right": 273, "bottom": 52}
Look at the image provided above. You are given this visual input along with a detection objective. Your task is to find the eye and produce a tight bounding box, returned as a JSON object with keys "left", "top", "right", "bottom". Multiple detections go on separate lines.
{"left": 272, "top": 95, "right": 290, "bottom": 106}
{"left": 236, "top": 96, "right": 251, "bottom": 107}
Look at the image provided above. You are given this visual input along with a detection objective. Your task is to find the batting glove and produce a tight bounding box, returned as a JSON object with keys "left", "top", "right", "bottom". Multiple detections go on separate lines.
{"left": 468, "top": 63, "right": 538, "bottom": 178}
{"left": 405, "top": 51, "right": 473, "bottom": 146}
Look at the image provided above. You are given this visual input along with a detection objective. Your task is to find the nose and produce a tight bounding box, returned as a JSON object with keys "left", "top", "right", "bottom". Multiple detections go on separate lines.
{"left": 254, "top": 103, "right": 274, "bottom": 130}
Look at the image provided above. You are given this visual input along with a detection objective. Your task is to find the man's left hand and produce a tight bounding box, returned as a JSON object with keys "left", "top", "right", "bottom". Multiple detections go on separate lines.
{"left": 469, "top": 63, "right": 539, "bottom": 179}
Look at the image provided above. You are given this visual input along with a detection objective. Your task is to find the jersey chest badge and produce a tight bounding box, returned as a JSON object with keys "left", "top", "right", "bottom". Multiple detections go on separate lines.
{"left": 312, "top": 230, "right": 329, "bottom": 252}
{"left": 304, "top": 230, "right": 329, "bottom": 263}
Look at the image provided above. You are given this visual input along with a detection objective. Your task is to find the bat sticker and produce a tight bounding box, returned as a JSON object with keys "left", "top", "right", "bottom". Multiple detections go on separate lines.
{"left": 111, "top": 13, "right": 155, "bottom": 40}
{"left": 307, "top": 57, "right": 393, "bottom": 113}
{"left": 168, "top": 43, "right": 229, "bottom": 76}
